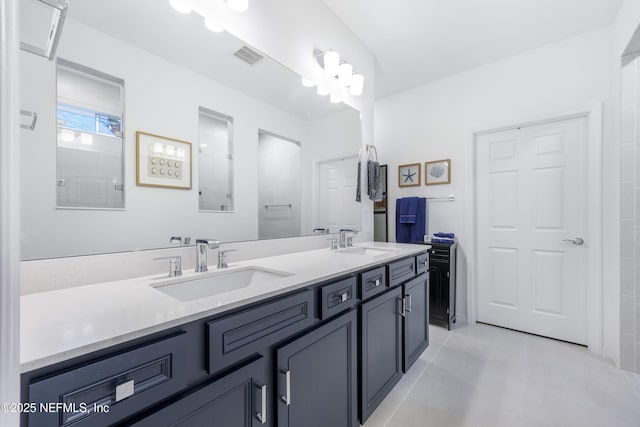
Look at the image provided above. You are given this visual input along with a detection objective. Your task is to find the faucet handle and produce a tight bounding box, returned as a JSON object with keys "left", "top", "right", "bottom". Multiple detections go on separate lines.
{"left": 217, "top": 249, "right": 237, "bottom": 269}
{"left": 327, "top": 238, "right": 338, "bottom": 250}
{"left": 154, "top": 256, "right": 182, "bottom": 277}
{"left": 346, "top": 236, "right": 354, "bottom": 247}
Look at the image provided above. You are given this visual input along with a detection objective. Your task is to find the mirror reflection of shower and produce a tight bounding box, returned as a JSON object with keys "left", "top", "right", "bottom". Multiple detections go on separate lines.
{"left": 258, "top": 131, "right": 301, "bottom": 239}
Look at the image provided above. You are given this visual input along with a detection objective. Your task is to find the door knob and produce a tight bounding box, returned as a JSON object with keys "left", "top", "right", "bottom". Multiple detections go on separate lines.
{"left": 562, "top": 237, "right": 584, "bottom": 246}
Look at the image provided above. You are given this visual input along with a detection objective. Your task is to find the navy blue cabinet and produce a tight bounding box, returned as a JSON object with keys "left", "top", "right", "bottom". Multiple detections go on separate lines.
{"left": 276, "top": 310, "right": 357, "bottom": 427}
{"left": 359, "top": 286, "right": 404, "bottom": 423}
{"left": 131, "top": 356, "right": 267, "bottom": 427}
{"left": 403, "top": 273, "right": 429, "bottom": 372}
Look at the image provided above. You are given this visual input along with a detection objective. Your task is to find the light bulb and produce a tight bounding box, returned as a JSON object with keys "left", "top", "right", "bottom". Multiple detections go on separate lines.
{"left": 227, "top": 0, "right": 249, "bottom": 13}
{"left": 169, "top": 0, "right": 192, "bottom": 14}
{"left": 338, "top": 63, "right": 353, "bottom": 87}
{"left": 302, "top": 77, "right": 314, "bottom": 87}
{"left": 349, "top": 73, "right": 364, "bottom": 96}
{"left": 323, "top": 50, "right": 340, "bottom": 77}
{"left": 330, "top": 93, "right": 342, "bottom": 104}
{"left": 204, "top": 18, "right": 224, "bottom": 33}
{"left": 317, "top": 86, "right": 329, "bottom": 96}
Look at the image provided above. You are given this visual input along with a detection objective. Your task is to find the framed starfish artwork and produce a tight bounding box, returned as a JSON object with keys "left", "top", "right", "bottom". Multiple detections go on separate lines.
{"left": 398, "top": 163, "right": 421, "bottom": 187}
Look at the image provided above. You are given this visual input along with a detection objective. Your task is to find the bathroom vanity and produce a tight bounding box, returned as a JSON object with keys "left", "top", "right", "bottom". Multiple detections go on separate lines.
{"left": 19, "top": 243, "right": 429, "bottom": 426}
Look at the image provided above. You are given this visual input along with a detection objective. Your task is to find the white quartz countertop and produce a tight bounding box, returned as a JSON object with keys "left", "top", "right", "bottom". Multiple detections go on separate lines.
{"left": 20, "top": 242, "right": 428, "bottom": 373}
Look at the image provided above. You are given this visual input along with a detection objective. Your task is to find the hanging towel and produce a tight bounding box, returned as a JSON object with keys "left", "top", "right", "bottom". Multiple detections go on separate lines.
{"left": 367, "top": 160, "right": 383, "bottom": 202}
{"left": 356, "top": 160, "right": 362, "bottom": 202}
{"left": 396, "top": 197, "right": 427, "bottom": 243}
{"left": 398, "top": 196, "right": 418, "bottom": 224}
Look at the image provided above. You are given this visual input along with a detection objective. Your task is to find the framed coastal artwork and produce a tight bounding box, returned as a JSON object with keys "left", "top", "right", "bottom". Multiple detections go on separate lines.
{"left": 398, "top": 163, "right": 421, "bottom": 187}
{"left": 425, "top": 159, "right": 451, "bottom": 185}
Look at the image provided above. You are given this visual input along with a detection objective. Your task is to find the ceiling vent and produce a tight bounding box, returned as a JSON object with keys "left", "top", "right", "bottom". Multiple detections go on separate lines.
{"left": 233, "top": 45, "right": 264, "bottom": 65}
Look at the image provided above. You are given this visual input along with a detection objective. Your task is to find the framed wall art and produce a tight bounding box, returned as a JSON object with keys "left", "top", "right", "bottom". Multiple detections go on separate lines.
{"left": 398, "top": 163, "right": 421, "bottom": 187}
{"left": 425, "top": 159, "right": 451, "bottom": 185}
{"left": 136, "top": 131, "right": 192, "bottom": 189}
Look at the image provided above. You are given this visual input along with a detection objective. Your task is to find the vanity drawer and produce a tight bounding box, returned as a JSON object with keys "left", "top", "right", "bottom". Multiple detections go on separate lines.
{"left": 207, "top": 290, "right": 315, "bottom": 374}
{"left": 388, "top": 257, "right": 417, "bottom": 288}
{"left": 416, "top": 253, "right": 429, "bottom": 275}
{"left": 319, "top": 276, "right": 357, "bottom": 319}
{"left": 359, "top": 266, "right": 387, "bottom": 301}
{"left": 28, "top": 332, "right": 188, "bottom": 427}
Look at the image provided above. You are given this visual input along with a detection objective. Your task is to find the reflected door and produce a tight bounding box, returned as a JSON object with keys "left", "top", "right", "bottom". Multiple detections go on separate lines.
{"left": 476, "top": 116, "right": 588, "bottom": 344}
{"left": 317, "top": 156, "right": 360, "bottom": 233}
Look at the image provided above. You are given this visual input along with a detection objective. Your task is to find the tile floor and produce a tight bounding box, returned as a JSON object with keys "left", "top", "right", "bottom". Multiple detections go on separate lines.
{"left": 363, "top": 323, "right": 640, "bottom": 427}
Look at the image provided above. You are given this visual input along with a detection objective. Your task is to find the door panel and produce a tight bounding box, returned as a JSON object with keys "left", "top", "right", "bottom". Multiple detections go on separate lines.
{"left": 476, "top": 117, "right": 588, "bottom": 344}
{"left": 317, "top": 157, "right": 360, "bottom": 232}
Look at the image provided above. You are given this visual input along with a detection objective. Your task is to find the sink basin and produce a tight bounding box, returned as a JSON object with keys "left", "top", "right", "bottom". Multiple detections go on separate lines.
{"left": 151, "top": 267, "right": 293, "bottom": 301}
{"left": 336, "top": 246, "right": 398, "bottom": 256}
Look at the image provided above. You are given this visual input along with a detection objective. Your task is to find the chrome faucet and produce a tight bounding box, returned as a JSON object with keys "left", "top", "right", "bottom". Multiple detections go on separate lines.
{"left": 313, "top": 228, "right": 330, "bottom": 235}
{"left": 339, "top": 229, "right": 358, "bottom": 248}
{"left": 195, "top": 239, "right": 220, "bottom": 272}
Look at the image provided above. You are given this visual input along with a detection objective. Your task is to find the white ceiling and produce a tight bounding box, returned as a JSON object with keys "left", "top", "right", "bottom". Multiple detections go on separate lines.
{"left": 322, "top": 0, "right": 624, "bottom": 98}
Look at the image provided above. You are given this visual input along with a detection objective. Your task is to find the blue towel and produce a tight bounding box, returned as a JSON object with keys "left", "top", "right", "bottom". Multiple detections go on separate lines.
{"left": 434, "top": 232, "right": 455, "bottom": 239}
{"left": 432, "top": 238, "right": 454, "bottom": 244}
{"left": 396, "top": 197, "right": 427, "bottom": 243}
{"left": 398, "top": 196, "right": 418, "bottom": 224}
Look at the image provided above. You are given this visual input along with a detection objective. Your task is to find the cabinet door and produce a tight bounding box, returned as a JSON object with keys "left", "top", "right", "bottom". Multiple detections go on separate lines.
{"left": 403, "top": 273, "right": 429, "bottom": 372}
{"left": 360, "top": 287, "right": 403, "bottom": 423}
{"left": 131, "top": 357, "right": 267, "bottom": 427}
{"left": 276, "top": 310, "right": 357, "bottom": 427}
{"left": 429, "top": 260, "right": 449, "bottom": 327}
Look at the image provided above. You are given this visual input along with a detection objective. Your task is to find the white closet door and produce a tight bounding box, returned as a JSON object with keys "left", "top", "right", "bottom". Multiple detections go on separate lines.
{"left": 476, "top": 116, "right": 588, "bottom": 344}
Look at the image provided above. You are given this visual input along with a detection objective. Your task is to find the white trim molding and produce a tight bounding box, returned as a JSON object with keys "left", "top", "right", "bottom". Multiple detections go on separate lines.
{"left": 0, "top": 0, "right": 21, "bottom": 424}
{"left": 466, "top": 104, "right": 604, "bottom": 356}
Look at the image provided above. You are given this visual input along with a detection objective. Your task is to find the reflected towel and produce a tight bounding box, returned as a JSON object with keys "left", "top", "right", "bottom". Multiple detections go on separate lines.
{"left": 356, "top": 160, "right": 362, "bottom": 202}
{"left": 367, "top": 160, "right": 383, "bottom": 202}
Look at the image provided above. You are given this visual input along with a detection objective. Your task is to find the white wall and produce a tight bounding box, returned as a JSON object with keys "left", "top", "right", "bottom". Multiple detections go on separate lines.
{"left": 374, "top": 27, "right": 614, "bottom": 342}
{"left": 20, "top": 19, "right": 362, "bottom": 260}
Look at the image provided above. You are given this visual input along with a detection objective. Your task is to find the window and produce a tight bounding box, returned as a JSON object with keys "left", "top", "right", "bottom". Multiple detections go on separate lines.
{"left": 56, "top": 60, "right": 124, "bottom": 208}
{"left": 198, "top": 108, "right": 233, "bottom": 211}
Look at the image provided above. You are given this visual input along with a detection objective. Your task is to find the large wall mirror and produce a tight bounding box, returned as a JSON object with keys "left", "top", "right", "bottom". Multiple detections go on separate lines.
{"left": 20, "top": 0, "right": 362, "bottom": 260}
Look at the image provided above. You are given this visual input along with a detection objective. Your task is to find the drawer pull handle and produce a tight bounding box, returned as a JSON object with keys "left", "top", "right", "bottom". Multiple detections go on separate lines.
{"left": 340, "top": 292, "right": 348, "bottom": 302}
{"left": 281, "top": 370, "right": 291, "bottom": 406}
{"left": 115, "top": 379, "right": 135, "bottom": 402}
{"left": 374, "top": 278, "right": 381, "bottom": 287}
{"left": 256, "top": 382, "right": 267, "bottom": 424}
{"left": 422, "top": 260, "right": 428, "bottom": 266}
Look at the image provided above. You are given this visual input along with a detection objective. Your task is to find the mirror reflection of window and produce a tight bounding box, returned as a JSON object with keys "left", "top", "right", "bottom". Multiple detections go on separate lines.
{"left": 56, "top": 60, "right": 124, "bottom": 209}
{"left": 198, "top": 108, "right": 234, "bottom": 211}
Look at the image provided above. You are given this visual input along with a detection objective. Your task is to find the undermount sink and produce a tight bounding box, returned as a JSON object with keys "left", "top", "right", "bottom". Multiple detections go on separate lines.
{"left": 336, "top": 246, "right": 399, "bottom": 256}
{"left": 151, "top": 267, "right": 293, "bottom": 301}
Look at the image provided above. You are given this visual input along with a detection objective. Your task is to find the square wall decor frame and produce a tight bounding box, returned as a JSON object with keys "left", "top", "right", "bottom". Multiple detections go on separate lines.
{"left": 425, "top": 159, "right": 451, "bottom": 185}
{"left": 136, "top": 131, "right": 192, "bottom": 189}
{"left": 398, "top": 163, "right": 421, "bottom": 187}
